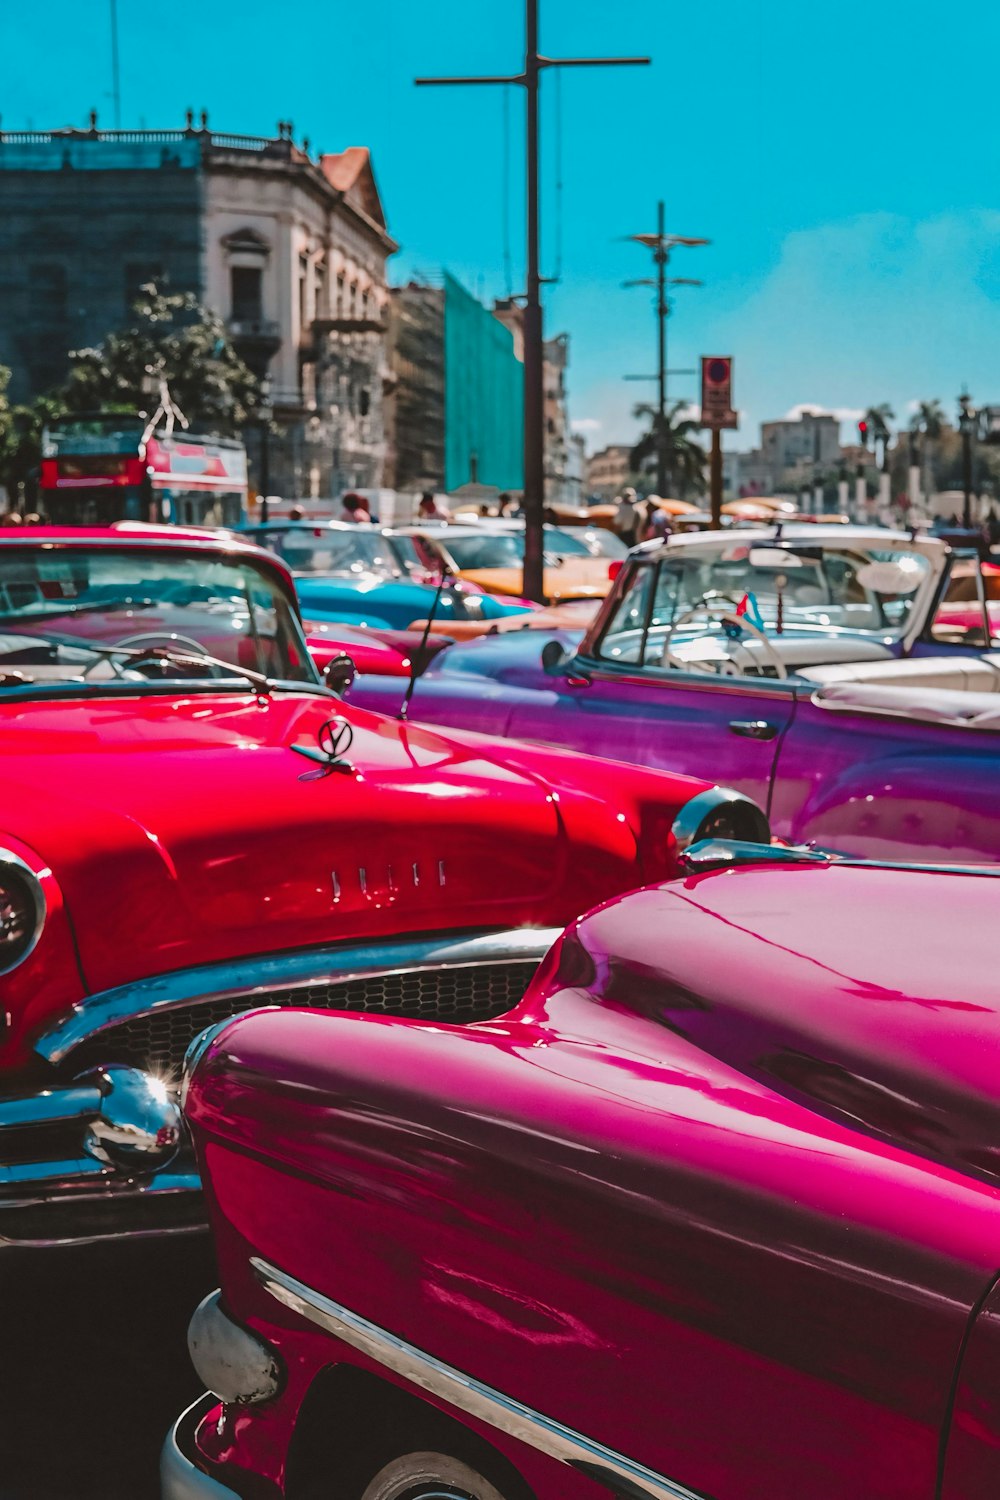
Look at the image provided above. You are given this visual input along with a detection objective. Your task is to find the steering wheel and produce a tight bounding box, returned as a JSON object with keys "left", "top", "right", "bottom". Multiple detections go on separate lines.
{"left": 83, "top": 631, "right": 227, "bottom": 680}
{"left": 660, "top": 591, "right": 788, "bottom": 679}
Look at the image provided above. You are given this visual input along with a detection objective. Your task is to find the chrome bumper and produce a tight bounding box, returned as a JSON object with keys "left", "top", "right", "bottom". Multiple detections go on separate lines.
{"left": 161, "top": 1397, "right": 242, "bottom": 1500}
{"left": 0, "top": 927, "right": 558, "bottom": 1247}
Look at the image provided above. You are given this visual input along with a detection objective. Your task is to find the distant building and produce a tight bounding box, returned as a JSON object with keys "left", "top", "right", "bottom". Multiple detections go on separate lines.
{"left": 492, "top": 300, "right": 580, "bottom": 503}
{"left": 761, "top": 411, "right": 841, "bottom": 486}
{"left": 385, "top": 274, "right": 523, "bottom": 496}
{"left": 587, "top": 443, "right": 633, "bottom": 499}
{"left": 0, "top": 116, "right": 397, "bottom": 499}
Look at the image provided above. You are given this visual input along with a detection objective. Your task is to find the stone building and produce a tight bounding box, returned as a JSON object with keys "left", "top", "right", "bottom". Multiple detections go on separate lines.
{"left": 586, "top": 443, "right": 633, "bottom": 499}
{"left": 0, "top": 116, "right": 397, "bottom": 499}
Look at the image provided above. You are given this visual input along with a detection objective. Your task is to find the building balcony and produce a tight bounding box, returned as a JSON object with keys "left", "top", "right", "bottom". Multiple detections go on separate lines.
{"left": 228, "top": 317, "right": 282, "bottom": 355}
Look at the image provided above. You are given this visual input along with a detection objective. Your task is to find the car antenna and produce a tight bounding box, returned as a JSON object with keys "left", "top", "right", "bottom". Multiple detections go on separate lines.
{"left": 399, "top": 557, "right": 453, "bottom": 722}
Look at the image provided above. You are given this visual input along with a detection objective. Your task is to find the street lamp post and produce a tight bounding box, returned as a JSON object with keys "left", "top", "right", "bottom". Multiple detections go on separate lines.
{"left": 958, "top": 390, "right": 977, "bottom": 530}
{"left": 416, "top": 3, "right": 649, "bottom": 602}
{"left": 623, "top": 203, "right": 708, "bottom": 496}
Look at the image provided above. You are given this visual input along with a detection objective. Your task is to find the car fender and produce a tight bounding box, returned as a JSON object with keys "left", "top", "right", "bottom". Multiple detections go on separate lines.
{"left": 783, "top": 751, "right": 1000, "bottom": 863}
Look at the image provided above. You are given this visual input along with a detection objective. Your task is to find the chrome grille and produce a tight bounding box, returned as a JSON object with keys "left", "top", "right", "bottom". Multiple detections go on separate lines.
{"left": 66, "top": 960, "right": 539, "bottom": 1078}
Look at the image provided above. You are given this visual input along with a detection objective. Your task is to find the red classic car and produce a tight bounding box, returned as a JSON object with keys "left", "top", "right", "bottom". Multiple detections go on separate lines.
{"left": 0, "top": 527, "right": 767, "bottom": 1248}
{"left": 168, "top": 847, "right": 1000, "bottom": 1500}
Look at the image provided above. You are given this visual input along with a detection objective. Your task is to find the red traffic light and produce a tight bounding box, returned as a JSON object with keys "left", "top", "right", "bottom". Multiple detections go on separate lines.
{"left": 857, "top": 420, "right": 869, "bottom": 445}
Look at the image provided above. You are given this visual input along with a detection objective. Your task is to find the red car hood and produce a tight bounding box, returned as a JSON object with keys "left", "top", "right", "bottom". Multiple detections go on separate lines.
{"left": 0, "top": 692, "right": 567, "bottom": 999}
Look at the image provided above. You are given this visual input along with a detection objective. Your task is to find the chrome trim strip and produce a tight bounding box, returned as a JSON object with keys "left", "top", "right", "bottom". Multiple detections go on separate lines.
{"left": 0, "top": 1083, "right": 103, "bottom": 1127}
{"left": 0, "top": 850, "right": 47, "bottom": 975}
{"left": 161, "top": 1395, "right": 243, "bottom": 1500}
{"left": 35, "top": 927, "right": 560, "bottom": 1065}
{"left": 253, "top": 1257, "right": 706, "bottom": 1500}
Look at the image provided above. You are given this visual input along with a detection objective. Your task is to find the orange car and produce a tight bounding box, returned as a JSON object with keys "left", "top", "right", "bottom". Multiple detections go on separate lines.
{"left": 398, "top": 522, "right": 626, "bottom": 605}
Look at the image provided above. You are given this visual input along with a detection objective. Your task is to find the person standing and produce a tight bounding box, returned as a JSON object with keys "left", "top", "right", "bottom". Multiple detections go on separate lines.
{"left": 614, "top": 488, "right": 640, "bottom": 547}
{"left": 340, "top": 492, "right": 372, "bottom": 525}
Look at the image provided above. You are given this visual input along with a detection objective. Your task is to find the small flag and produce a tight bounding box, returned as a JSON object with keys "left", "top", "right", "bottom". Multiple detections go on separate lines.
{"left": 736, "top": 591, "right": 765, "bottom": 630}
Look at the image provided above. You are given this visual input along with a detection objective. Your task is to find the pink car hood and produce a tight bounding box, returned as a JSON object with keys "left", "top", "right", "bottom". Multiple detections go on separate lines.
{"left": 0, "top": 692, "right": 568, "bottom": 1001}
{"left": 558, "top": 860, "right": 1000, "bottom": 1187}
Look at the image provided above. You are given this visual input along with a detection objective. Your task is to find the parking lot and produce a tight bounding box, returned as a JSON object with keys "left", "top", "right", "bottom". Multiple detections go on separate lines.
{"left": 0, "top": 1237, "right": 215, "bottom": 1500}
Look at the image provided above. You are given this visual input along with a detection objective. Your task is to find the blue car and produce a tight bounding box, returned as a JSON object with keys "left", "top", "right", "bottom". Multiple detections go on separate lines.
{"left": 239, "top": 520, "right": 531, "bottom": 630}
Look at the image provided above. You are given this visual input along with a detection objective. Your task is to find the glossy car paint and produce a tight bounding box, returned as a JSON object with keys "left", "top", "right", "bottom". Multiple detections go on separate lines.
{"left": 0, "top": 530, "right": 724, "bottom": 1081}
{"left": 348, "top": 534, "right": 1000, "bottom": 862}
{"left": 182, "top": 862, "right": 1000, "bottom": 1499}
{"left": 296, "top": 575, "right": 529, "bottom": 632}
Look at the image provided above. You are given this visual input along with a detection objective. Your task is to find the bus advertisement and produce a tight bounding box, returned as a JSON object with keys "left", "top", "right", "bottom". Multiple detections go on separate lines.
{"left": 39, "top": 417, "right": 248, "bottom": 528}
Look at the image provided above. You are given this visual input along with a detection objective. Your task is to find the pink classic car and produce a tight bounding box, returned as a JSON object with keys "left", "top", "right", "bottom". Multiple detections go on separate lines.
{"left": 166, "top": 847, "right": 1000, "bottom": 1500}
{"left": 0, "top": 527, "right": 766, "bottom": 1247}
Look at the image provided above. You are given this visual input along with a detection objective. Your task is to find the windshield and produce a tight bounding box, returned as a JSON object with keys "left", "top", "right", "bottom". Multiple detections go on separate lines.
{"left": 596, "top": 541, "right": 932, "bottom": 665}
{"left": 246, "top": 526, "right": 412, "bottom": 578}
{"left": 443, "top": 526, "right": 611, "bottom": 571}
{"left": 0, "top": 546, "right": 317, "bottom": 690}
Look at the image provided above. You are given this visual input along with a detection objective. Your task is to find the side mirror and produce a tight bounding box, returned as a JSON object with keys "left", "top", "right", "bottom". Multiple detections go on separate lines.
{"left": 324, "top": 652, "right": 357, "bottom": 696}
{"left": 541, "top": 639, "right": 569, "bottom": 675}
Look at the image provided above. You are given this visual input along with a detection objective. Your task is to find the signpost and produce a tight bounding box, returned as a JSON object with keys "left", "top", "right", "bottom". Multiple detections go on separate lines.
{"left": 700, "top": 357, "right": 737, "bottom": 529}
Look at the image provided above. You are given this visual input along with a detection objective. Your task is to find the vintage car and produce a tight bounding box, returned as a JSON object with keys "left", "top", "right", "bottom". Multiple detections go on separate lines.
{"left": 350, "top": 526, "right": 1000, "bottom": 862}
{"left": 241, "top": 519, "right": 532, "bottom": 632}
{"left": 398, "top": 522, "right": 627, "bottom": 605}
{"left": 0, "top": 526, "right": 768, "bottom": 1248}
{"left": 166, "top": 846, "right": 1000, "bottom": 1499}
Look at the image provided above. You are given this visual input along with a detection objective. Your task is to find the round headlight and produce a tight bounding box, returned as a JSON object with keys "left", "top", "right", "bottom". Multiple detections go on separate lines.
{"left": 0, "top": 853, "right": 45, "bottom": 975}
{"left": 671, "top": 788, "right": 770, "bottom": 853}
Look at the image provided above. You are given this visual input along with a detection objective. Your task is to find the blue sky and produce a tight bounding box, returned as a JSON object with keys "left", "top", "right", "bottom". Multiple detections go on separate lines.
{"left": 4, "top": 0, "right": 1000, "bottom": 452}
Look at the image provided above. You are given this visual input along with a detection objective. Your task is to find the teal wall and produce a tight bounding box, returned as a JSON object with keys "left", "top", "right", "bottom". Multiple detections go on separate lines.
{"left": 444, "top": 273, "right": 523, "bottom": 492}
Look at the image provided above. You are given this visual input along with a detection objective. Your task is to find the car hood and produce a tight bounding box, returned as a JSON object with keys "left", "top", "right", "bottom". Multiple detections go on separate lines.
{"left": 459, "top": 559, "right": 612, "bottom": 603}
{"left": 0, "top": 692, "right": 567, "bottom": 998}
{"left": 557, "top": 860, "right": 1000, "bottom": 1187}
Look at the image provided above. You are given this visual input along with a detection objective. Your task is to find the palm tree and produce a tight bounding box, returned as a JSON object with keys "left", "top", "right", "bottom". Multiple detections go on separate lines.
{"left": 864, "top": 402, "right": 894, "bottom": 472}
{"left": 911, "top": 399, "right": 945, "bottom": 503}
{"left": 630, "top": 400, "right": 707, "bottom": 498}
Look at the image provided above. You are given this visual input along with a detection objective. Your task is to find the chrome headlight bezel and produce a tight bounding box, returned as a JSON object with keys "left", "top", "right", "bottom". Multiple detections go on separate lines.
{"left": 671, "top": 787, "right": 771, "bottom": 854}
{"left": 0, "top": 851, "right": 46, "bottom": 976}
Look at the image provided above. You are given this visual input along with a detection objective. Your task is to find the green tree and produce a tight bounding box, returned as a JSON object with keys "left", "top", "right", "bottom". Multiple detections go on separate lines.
{"left": 911, "top": 399, "right": 946, "bottom": 500}
{"left": 864, "top": 402, "right": 895, "bottom": 471}
{"left": 64, "top": 284, "right": 259, "bottom": 433}
{"left": 630, "top": 400, "right": 707, "bottom": 497}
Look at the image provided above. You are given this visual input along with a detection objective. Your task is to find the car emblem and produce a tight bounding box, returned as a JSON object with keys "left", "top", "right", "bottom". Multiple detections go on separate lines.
{"left": 291, "top": 717, "right": 355, "bottom": 778}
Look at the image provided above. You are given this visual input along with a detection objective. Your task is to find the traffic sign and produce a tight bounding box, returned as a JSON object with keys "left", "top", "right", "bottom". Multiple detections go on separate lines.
{"left": 701, "top": 356, "right": 738, "bottom": 429}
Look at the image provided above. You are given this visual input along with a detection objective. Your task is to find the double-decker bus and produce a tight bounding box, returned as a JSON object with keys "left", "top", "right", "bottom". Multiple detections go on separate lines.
{"left": 39, "top": 416, "right": 247, "bottom": 528}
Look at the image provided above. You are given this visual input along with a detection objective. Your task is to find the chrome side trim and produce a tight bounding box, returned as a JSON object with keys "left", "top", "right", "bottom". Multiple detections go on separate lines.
{"left": 253, "top": 1257, "right": 706, "bottom": 1500}
{"left": 670, "top": 787, "right": 770, "bottom": 854}
{"left": 35, "top": 927, "right": 560, "bottom": 1064}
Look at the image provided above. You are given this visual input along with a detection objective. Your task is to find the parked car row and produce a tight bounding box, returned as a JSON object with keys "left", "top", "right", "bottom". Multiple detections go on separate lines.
{"left": 5, "top": 519, "right": 1000, "bottom": 1498}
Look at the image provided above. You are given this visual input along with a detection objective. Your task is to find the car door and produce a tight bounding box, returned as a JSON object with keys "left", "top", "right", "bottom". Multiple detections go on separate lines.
{"left": 506, "top": 559, "right": 797, "bottom": 812}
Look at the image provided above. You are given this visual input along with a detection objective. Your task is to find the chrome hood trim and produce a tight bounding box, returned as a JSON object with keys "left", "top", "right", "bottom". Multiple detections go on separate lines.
{"left": 254, "top": 1257, "right": 705, "bottom": 1500}
{"left": 34, "top": 927, "right": 561, "bottom": 1064}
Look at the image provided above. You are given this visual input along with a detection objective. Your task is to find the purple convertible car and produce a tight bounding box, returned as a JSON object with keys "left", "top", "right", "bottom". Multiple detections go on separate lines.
{"left": 350, "top": 526, "right": 1000, "bottom": 863}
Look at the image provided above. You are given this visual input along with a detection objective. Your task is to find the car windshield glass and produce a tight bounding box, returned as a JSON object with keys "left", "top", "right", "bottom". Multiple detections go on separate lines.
{"left": 0, "top": 546, "right": 317, "bottom": 688}
{"left": 443, "top": 526, "right": 596, "bottom": 571}
{"left": 249, "top": 527, "right": 403, "bottom": 577}
{"left": 595, "top": 542, "right": 931, "bottom": 665}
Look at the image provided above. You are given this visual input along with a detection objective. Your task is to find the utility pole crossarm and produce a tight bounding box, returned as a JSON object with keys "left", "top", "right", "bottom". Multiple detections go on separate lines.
{"left": 414, "top": 75, "right": 524, "bottom": 86}
{"left": 417, "top": 1, "right": 650, "bottom": 603}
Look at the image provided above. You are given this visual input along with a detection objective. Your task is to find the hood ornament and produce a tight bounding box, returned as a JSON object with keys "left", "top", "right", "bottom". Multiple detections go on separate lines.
{"left": 291, "top": 717, "right": 355, "bottom": 778}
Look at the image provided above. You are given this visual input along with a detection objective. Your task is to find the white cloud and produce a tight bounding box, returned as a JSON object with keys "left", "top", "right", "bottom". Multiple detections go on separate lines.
{"left": 571, "top": 417, "right": 602, "bottom": 433}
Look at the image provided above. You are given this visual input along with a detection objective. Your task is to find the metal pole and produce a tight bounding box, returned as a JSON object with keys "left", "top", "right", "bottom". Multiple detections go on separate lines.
{"left": 963, "top": 426, "right": 972, "bottom": 529}
{"left": 522, "top": 0, "right": 545, "bottom": 603}
{"left": 415, "top": 6, "right": 648, "bottom": 601}
{"left": 709, "top": 428, "right": 722, "bottom": 529}
{"left": 109, "top": 0, "right": 121, "bottom": 130}
{"left": 656, "top": 200, "right": 667, "bottom": 497}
